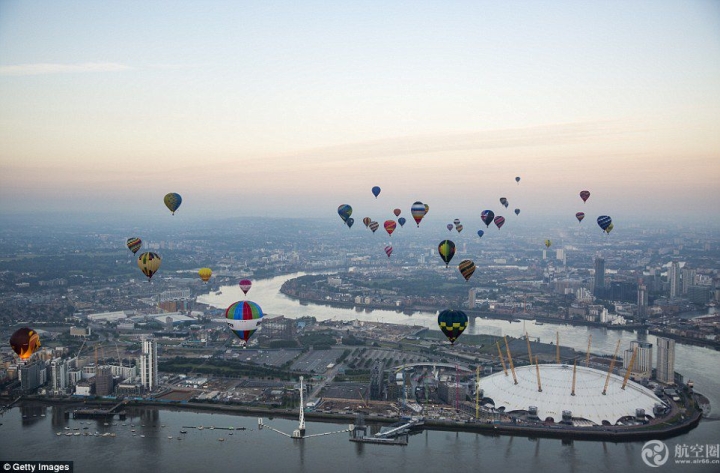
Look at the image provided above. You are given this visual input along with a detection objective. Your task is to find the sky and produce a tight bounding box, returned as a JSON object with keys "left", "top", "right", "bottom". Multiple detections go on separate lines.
{"left": 1, "top": 0, "right": 719, "bottom": 225}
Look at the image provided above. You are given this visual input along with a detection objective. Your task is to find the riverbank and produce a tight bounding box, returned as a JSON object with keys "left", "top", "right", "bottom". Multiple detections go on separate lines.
{"left": 4, "top": 395, "right": 703, "bottom": 443}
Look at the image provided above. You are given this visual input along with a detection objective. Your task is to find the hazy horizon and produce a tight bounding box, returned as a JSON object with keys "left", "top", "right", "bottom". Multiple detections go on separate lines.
{"left": 1, "top": 1, "right": 719, "bottom": 224}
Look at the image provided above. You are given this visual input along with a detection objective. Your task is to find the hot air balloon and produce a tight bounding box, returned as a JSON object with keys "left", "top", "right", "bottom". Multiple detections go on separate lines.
{"left": 437, "top": 309, "right": 468, "bottom": 345}
{"left": 477, "top": 230, "right": 484, "bottom": 238}
{"left": 126, "top": 237, "right": 142, "bottom": 254}
{"left": 544, "top": 239, "right": 552, "bottom": 248}
{"left": 363, "top": 217, "right": 371, "bottom": 228}
{"left": 137, "top": 252, "right": 161, "bottom": 281}
{"left": 225, "top": 300, "right": 264, "bottom": 345}
{"left": 605, "top": 223, "right": 614, "bottom": 234}
{"left": 458, "top": 260, "right": 476, "bottom": 282}
{"left": 369, "top": 221, "right": 379, "bottom": 233}
{"left": 393, "top": 208, "right": 401, "bottom": 217}
{"left": 198, "top": 268, "right": 212, "bottom": 282}
{"left": 500, "top": 197, "right": 508, "bottom": 208}
{"left": 239, "top": 279, "right": 252, "bottom": 295}
{"left": 384, "top": 246, "right": 393, "bottom": 258}
{"left": 438, "top": 240, "right": 456, "bottom": 267}
{"left": 597, "top": 215, "right": 612, "bottom": 232}
{"left": 514, "top": 209, "right": 520, "bottom": 216}
{"left": 346, "top": 218, "right": 355, "bottom": 228}
{"left": 384, "top": 220, "right": 397, "bottom": 236}
{"left": 576, "top": 212, "right": 585, "bottom": 223}
{"left": 447, "top": 224, "right": 453, "bottom": 231}
{"left": 456, "top": 224, "right": 463, "bottom": 233}
{"left": 453, "top": 218, "right": 461, "bottom": 226}
{"left": 338, "top": 204, "right": 352, "bottom": 223}
{"left": 481, "top": 210, "right": 495, "bottom": 227}
{"left": 411, "top": 201, "right": 426, "bottom": 227}
{"left": 164, "top": 193, "right": 182, "bottom": 215}
{"left": 10, "top": 327, "right": 41, "bottom": 360}
{"left": 424, "top": 204, "right": 430, "bottom": 214}
{"left": 515, "top": 176, "right": 521, "bottom": 184}
{"left": 580, "top": 190, "right": 590, "bottom": 203}
{"left": 371, "top": 186, "right": 381, "bottom": 198}
{"left": 494, "top": 216, "right": 505, "bottom": 229}
{"left": 398, "top": 217, "right": 406, "bottom": 227}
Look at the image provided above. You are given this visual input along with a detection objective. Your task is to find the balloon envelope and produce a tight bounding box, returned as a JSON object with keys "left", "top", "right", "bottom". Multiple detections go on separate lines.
{"left": 447, "top": 224, "right": 454, "bottom": 231}
{"left": 580, "top": 190, "right": 590, "bottom": 203}
{"left": 514, "top": 209, "right": 520, "bottom": 216}
{"left": 371, "top": 186, "right": 381, "bottom": 198}
{"left": 369, "top": 221, "right": 379, "bottom": 233}
{"left": 397, "top": 217, "right": 406, "bottom": 227}
{"left": 456, "top": 224, "right": 463, "bottom": 233}
{"left": 346, "top": 217, "right": 354, "bottom": 228}
{"left": 384, "top": 245, "right": 393, "bottom": 258}
{"left": 137, "top": 252, "right": 161, "bottom": 280}
{"left": 500, "top": 197, "right": 508, "bottom": 208}
{"left": 437, "top": 309, "right": 468, "bottom": 344}
{"left": 438, "top": 240, "right": 456, "bottom": 267}
{"left": 164, "top": 193, "right": 182, "bottom": 215}
{"left": 477, "top": 230, "right": 484, "bottom": 238}
{"left": 338, "top": 204, "right": 352, "bottom": 223}
{"left": 458, "top": 260, "right": 476, "bottom": 281}
{"left": 384, "top": 220, "right": 397, "bottom": 236}
{"left": 126, "top": 237, "right": 142, "bottom": 254}
{"left": 239, "top": 279, "right": 252, "bottom": 295}
{"left": 494, "top": 216, "right": 505, "bottom": 229}
{"left": 481, "top": 210, "right": 495, "bottom": 227}
{"left": 411, "top": 201, "right": 426, "bottom": 227}
{"left": 605, "top": 223, "right": 614, "bottom": 234}
{"left": 393, "top": 208, "right": 401, "bottom": 217}
{"left": 597, "top": 215, "right": 612, "bottom": 231}
{"left": 363, "top": 217, "right": 372, "bottom": 228}
{"left": 576, "top": 212, "right": 585, "bottom": 223}
{"left": 515, "top": 176, "right": 521, "bottom": 183}
{"left": 225, "top": 300, "right": 264, "bottom": 344}
{"left": 198, "top": 267, "right": 212, "bottom": 282}
{"left": 10, "top": 327, "right": 41, "bottom": 360}
{"left": 545, "top": 239, "right": 552, "bottom": 248}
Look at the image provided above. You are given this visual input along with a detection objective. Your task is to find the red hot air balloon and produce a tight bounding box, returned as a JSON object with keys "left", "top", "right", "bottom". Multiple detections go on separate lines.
{"left": 384, "top": 220, "right": 397, "bottom": 236}
{"left": 580, "top": 190, "right": 590, "bottom": 203}
{"left": 576, "top": 212, "right": 585, "bottom": 223}
{"left": 494, "top": 216, "right": 505, "bottom": 229}
{"left": 239, "top": 279, "right": 252, "bottom": 295}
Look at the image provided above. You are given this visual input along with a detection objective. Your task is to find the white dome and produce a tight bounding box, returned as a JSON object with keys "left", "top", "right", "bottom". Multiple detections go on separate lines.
{"left": 480, "top": 364, "right": 664, "bottom": 425}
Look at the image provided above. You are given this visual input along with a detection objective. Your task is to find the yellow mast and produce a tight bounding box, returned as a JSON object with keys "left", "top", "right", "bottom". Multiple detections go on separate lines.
{"left": 504, "top": 336, "right": 518, "bottom": 385}
{"left": 621, "top": 347, "right": 638, "bottom": 390}
{"left": 602, "top": 340, "right": 622, "bottom": 395}
{"left": 497, "top": 341, "right": 508, "bottom": 377}
{"left": 571, "top": 360, "right": 577, "bottom": 396}
{"left": 586, "top": 334, "right": 592, "bottom": 367}
{"left": 535, "top": 356, "right": 542, "bottom": 392}
{"left": 526, "top": 333, "right": 533, "bottom": 363}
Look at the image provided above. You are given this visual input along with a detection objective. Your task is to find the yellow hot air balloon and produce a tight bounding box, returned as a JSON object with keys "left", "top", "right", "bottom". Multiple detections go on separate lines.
{"left": 544, "top": 239, "right": 552, "bottom": 248}
{"left": 198, "top": 267, "right": 212, "bottom": 282}
{"left": 137, "top": 252, "right": 162, "bottom": 281}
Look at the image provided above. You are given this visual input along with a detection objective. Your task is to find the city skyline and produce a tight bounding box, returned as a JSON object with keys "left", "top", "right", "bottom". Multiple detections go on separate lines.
{"left": 1, "top": 1, "right": 719, "bottom": 223}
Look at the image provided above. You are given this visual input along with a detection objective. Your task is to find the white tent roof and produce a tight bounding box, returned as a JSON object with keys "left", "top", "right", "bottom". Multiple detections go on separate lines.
{"left": 481, "top": 364, "right": 664, "bottom": 425}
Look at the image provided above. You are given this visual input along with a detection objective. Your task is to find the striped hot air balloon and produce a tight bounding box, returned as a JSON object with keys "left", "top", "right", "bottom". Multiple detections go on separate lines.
{"left": 126, "top": 237, "right": 142, "bottom": 254}
{"left": 225, "top": 300, "right": 264, "bottom": 344}
{"left": 458, "top": 260, "right": 476, "bottom": 282}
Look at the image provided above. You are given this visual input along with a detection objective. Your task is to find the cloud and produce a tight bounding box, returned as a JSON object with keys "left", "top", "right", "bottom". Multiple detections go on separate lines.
{"left": 0, "top": 62, "right": 131, "bottom": 76}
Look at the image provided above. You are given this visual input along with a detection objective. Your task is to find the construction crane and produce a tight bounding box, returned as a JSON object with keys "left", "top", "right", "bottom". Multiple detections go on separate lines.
{"left": 602, "top": 340, "right": 622, "bottom": 395}
{"left": 621, "top": 347, "right": 638, "bottom": 390}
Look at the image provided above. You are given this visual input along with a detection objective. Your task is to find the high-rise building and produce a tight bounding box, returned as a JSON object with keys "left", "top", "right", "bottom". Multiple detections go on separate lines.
{"left": 656, "top": 337, "right": 676, "bottom": 384}
{"left": 139, "top": 337, "right": 158, "bottom": 391}
{"left": 623, "top": 341, "right": 653, "bottom": 375}
{"left": 95, "top": 366, "right": 114, "bottom": 396}
{"left": 50, "top": 358, "right": 68, "bottom": 394}
{"left": 637, "top": 283, "right": 648, "bottom": 317}
{"left": 19, "top": 362, "right": 43, "bottom": 392}
{"left": 681, "top": 268, "right": 697, "bottom": 295}
{"left": 593, "top": 257, "right": 605, "bottom": 297}
{"left": 669, "top": 261, "right": 681, "bottom": 298}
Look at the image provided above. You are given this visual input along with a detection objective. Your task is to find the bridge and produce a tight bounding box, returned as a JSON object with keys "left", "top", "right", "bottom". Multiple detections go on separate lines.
{"left": 71, "top": 400, "right": 128, "bottom": 419}
{"left": 392, "top": 362, "right": 474, "bottom": 373}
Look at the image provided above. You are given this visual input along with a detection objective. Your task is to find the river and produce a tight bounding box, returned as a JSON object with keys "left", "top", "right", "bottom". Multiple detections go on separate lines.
{"left": 1, "top": 273, "right": 717, "bottom": 473}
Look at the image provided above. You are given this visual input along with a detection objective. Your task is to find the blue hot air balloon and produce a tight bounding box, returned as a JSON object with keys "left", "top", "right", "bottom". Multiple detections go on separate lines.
{"left": 398, "top": 217, "right": 406, "bottom": 227}
{"left": 371, "top": 186, "right": 381, "bottom": 198}
{"left": 337, "top": 204, "right": 352, "bottom": 223}
{"left": 597, "top": 215, "right": 612, "bottom": 232}
{"left": 481, "top": 210, "right": 495, "bottom": 227}
{"left": 477, "top": 230, "right": 484, "bottom": 238}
